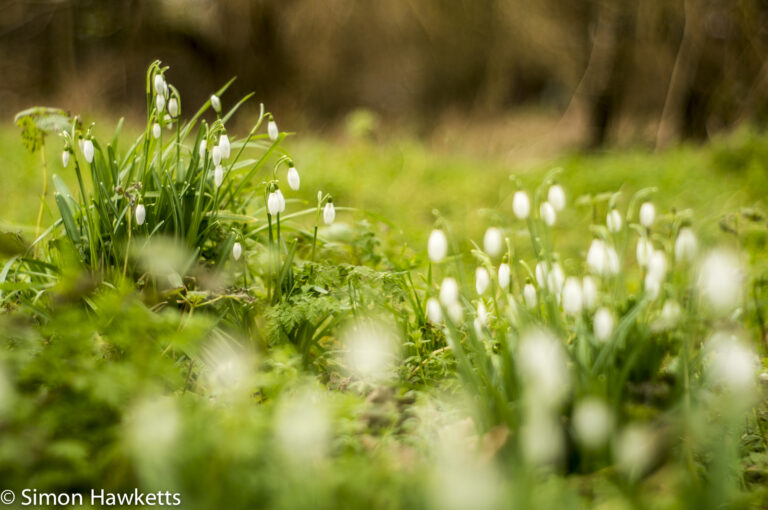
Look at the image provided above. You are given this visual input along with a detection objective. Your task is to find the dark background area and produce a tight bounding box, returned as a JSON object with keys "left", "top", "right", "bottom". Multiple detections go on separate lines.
{"left": 2, "top": 0, "right": 768, "bottom": 147}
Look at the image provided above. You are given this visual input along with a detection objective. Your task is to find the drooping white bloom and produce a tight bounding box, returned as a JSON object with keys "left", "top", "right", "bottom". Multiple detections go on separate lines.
{"left": 562, "top": 277, "right": 583, "bottom": 315}
{"left": 523, "top": 283, "right": 537, "bottom": 308}
{"left": 606, "top": 245, "right": 620, "bottom": 275}
{"left": 606, "top": 209, "right": 623, "bottom": 233}
{"left": 540, "top": 201, "right": 556, "bottom": 226}
{"left": 447, "top": 302, "right": 464, "bottom": 322}
{"left": 512, "top": 191, "right": 530, "bottom": 219}
{"left": 706, "top": 331, "right": 758, "bottom": 393}
{"left": 198, "top": 140, "right": 206, "bottom": 159}
{"left": 659, "top": 300, "right": 681, "bottom": 326}
{"left": 639, "top": 202, "right": 655, "bottom": 227}
{"left": 498, "top": 263, "right": 511, "bottom": 290}
{"left": 428, "top": 229, "right": 448, "bottom": 263}
{"left": 518, "top": 328, "right": 570, "bottom": 408}
{"left": 135, "top": 204, "right": 146, "bottom": 226}
{"left": 593, "top": 307, "right": 614, "bottom": 341}
{"left": 648, "top": 250, "right": 667, "bottom": 280}
{"left": 155, "top": 94, "right": 166, "bottom": 112}
{"left": 674, "top": 228, "right": 698, "bottom": 263}
{"left": 587, "top": 239, "right": 619, "bottom": 276}
{"left": 521, "top": 414, "right": 564, "bottom": 467}
{"left": 475, "top": 267, "right": 490, "bottom": 295}
{"left": 547, "top": 184, "right": 566, "bottom": 211}
{"left": 636, "top": 237, "right": 653, "bottom": 267}
{"left": 82, "top": 139, "right": 94, "bottom": 163}
{"left": 535, "top": 262, "right": 547, "bottom": 288}
{"left": 426, "top": 298, "right": 443, "bottom": 324}
{"left": 62, "top": 150, "right": 69, "bottom": 168}
{"left": 483, "top": 227, "right": 504, "bottom": 257}
{"left": 548, "top": 262, "right": 565, "bottom": 294}
{"left": 268, "top": 119, "right": 279, "bottom": 141}
{"left": 476, "top": 301, "right": 488, "bottom": 327}
{"left": 343, "top": 321, "right": 398, "bottom": 383}
{"left": 582, "top": 276, "right": 598, "bottom": 309}
{"left": 323, "top": 201, "right": 335, "bottom": 224}
{"left": 267, "top": 192, "right": 281, "bottom": 216}
{"left": 440, "top": 278, "right": 459, "bottom": 307}
{"left": 152, "top": 122, "right": 161, "bottom": 139}
{"left": 219, "top": 134, "right": 231, "bottom": 160}
{"left": 214, "top": 164, "right": 224, "bottom": 187}
{"left": 210, "top": 94, "right": 221, "bottom": 113}
{"left": 232, "top": 241, "right": 242, "bottom": 261}
{"left": 287, "top": 165, "right": 300, "bottom": 191}
{"left": 168, "top": 97, "right": 179, "bottom": 118}
{"left": 614, "top": 425, "right": 656, "bottom": 480}
{"left": 154, "top": 74, "right": 166, "bottom": 96}
{"left": 275, "top": 189, "right": 286, "bottom": 213}
{"left": 698, "top": 250, "right": 742, "bottom": 314}
{"left": 572, "top": 398, "right": 613, "bottom": 449}
{"left": 212, "top": 145, "right": 222, "bottom": 166}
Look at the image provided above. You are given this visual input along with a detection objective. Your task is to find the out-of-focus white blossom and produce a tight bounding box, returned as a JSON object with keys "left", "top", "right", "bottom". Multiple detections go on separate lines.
{"left": 572, "top": 398, "right": 613, "bottom": 449}
{"left": 698, "top": 250, "right": 743, "bottom": 314}
{"left": 593, "top": 307, "right": 614, "bottom": 341}
{"left": 518, "top": 328, "right": 570, "bottom": 408}
{"left": 521, "top": 413, "right": 564, "bottom": 466}
{"left": 674, "top": 228, "right": 698, "bottom": 263}
{"left": 548, "top": 184, "right": 566, "bottom": 211}
{"left": 82, "top": 139, "right": 94, "bottom": 163}
{"left": 212, "top": 145, "right": 222, "bottom": 166}
{"left": 582, "top": 276, "right": 598, "bottom": 310}
{"left": 705, "top": 331, "right": 758, "bottom": 394}
{"left": 606, "top": 209, "right": 622, "bottom": 233}
{"left": 639, "top": 202, "right": 655, "bottom": 227}
{"left": 498, "top": 263, "right": 510, "bottom": 290}
{"left": 636, "top": 238, "right": 653, "bottom": 268}
{"left": 274, "top": 388, "right": 330, "bottom": 463}
{"left": 342, "top": 321, "right": 399, "bottom": 383}
{"left": 523, "top": 283, "right": 537, "bottom": 308}
{"left": 268, "top": 119, "right": 279, "bottom": 141}
{"left": 287, "top": 165, "right": 300, "bottom": 191}
{"left": 210, "top": 94, "right": 221, "bottom": 113}
{"left": 152, "top": 123, "right": 161, "bottom": 139}
{"left": 475, "top": 267, "right": 490, "bottom": 295}
{"left": 323, "top": 201, "right": 335, "bottom": 224}
{"left": 548, "top": 262, "right": 564, "bottom": 294}
{"left": 214, "top": 164, "right": 224, "bottom": 187}
{"left": 62, "top": 150, "right": 70, "bottom": 168}
{"left": 614, "top": 424, "right": 656, "bottom": 480}
{"left": 587, "top": 239, "right": 620, "bottom": 276}
{"left": 540, "top": 201, "right": 556, "bottom": 226}
{"left": 198, "top": 140, "right": 206, "bottom": 159}
{"left": 219, "top": 134, "right": 231, "bottom": 160}
{"left": 168, "top": 97, "right": 179, "bottom": 118}
{"left": 135, "top": 204, "right": 146, "bottom": 226}
{"left": 512, "top": 191, "right": 530, "bottom": 219}
{"left": 232, "top": 241, "right": 242, "bottom": 261}
{"left": 562, "top": 277, "right": 583, "bottom": 315}
{"left": 483, "top": 227, "right": 504, "bottom": 257}
{"left": 428, "top": 229, "right": 448, "bottom": 263}
{"left": 426, "top": 297, "right": 443, "bottom": 324}
{"left": 440, "top": 278, "right": 459, "bottom": 307}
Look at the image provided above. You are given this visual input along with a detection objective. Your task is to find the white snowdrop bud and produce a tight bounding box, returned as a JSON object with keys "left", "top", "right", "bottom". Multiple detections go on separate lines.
{"left": 168, "top": 97, "right": 179, "bottom": 118}
{"left": 287, "top": 165, "right": 300, "bottom": 191}
{"left": 476, "top": 301, "right": 488, "bottom": 327}
{"left": 135, "top": 204, "right": 146, "bottom": 226}
{"left": 440, "top": 278, "right": 459, "bottom": 307}
{"left": 614, "top": 425, "right": 656, "bottom": 480}
{"left": 706, "top": 331, "right": 758, "bottom": 393}
{"left": 323, "top": 201, "right": 335, "bottom": 225}
{"left": 155, "top": 94, "right": 166, "bottom": 113}
{"left": 212, "top": 145, "right": 222, "bottom": 166}
{"left": 62, "top": 150, "right": 70, "bottom": 168}
{"left": 210, "top": 94, "right": 221, "bottom": 113}
{"left": 547, "top": 184, "right": 566, "bottom": 211}
{"left": 674, "top": 228, "right": 698, "bottom": 263}
{"left": 548, "top": 263, "right": 565, "bottom": 294}
{"left": 660, "top": 300, "right": 681, "bottom": 324}
{"left": 483, "top": 227, "right": 504, "bottom": 257}
{"left": 639, "top": 202, "right": 655, "bottom": 227}
{"left": 535, "top": 262, "right": 548, "bottom": 288}
{"left": 267, "top": 192, "right": 281, "bottom": 216}
{"left": 232, "top": 242, "right": 242, "bottom": 261}
{"left": 698, "top": 250, "right": 743, "bottom": 314}
{"left": 587, "top": 239, "right": 608, "bottom": 275}
{"left": 540, "top": 201, "right": 556, "bottom": 226}
{"left": 154, "top": 74, "right": 166, "bottom": 96}
{"left": 268, "top": 119, "right": 279, "bottom": 141}
{"left": 636, "top": 238, "right": 653, "bottom": 268}
{"left": 648, "top": 250, "right": 667, "bottom": 280}
{"left": 582, "top": 276, "right": 598, "bottom": 310}
{"left": 317, "top": 191, "right": 323, "bottom": 202}
{"left": 428, "top": 229, "right": 448, "bottom": 263}
{"left": 275, "top": 189, "right": 286, "bottom": 213}
{"left": 606, "top": 246, "right": 620, "bottom": 275}
{"left": 606, "top": 209, "right": 622, "bottom": 233}
{"left": 573, "top": 398, "right": 613, "bottom": 450}
{"left": 523, "top": 283, "right": 537, "bottom": 308}
{"left": 198, "top": 140, "right": 206, "bottom": 159}
{"left": 518, "top": 328, "right": 570, "bottom": 408}
{"left": 82, "top": 139, "right": 94, "bottom": 163}
{"left": 447, "top": 301, "right": 464, "bottom": 322}
{"left": 152, "top": 123, "right": 161, "bottom": 139}
{"left": 476, "top": 267, "right": 490, "bottom": 295}
{"left": 593, "top": 307, "right": 614, "bottom": 341}
{"left": 562, "top": 277, "right": 583, "bottom": 315}
{"left": 512, "top": 191, "right": 530, "bottom": 219}
{"left": 426, "top": 298, "right": 442, "bottom": 324}
{"left": 219, "top": 134, "right": 231, "bottom": 160}
{"left": 214, "top": 164, "right": 224, "bottom": 187}
{"left": 498, "top": 263, "right": 511, "bottom": 290}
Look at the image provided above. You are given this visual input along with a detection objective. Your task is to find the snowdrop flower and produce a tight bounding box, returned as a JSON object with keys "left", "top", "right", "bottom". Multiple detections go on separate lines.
{"left": 82, "top": 139, "right": 94, "bottom": 163}
{"left": 428, "top": 229, "right": 448, "bottom": 263}
{"left": 706, "top": 332, "right": 758, "bottom": 394}
{"left": 606, "top": 209, "right": 622, "bottom": 233}
{"left": 614, "top": 425, "right": 656, "bottom": 480}
{"left": 323, "top": 200, "right": 335, "bottom": 224}
{"left": 152, "top": 123, "right": 161, "bottom": 139}
{"left": 674, "top": 228, "right": 698, "bottom": 263}
{"left": 518, "top": 328, "right": 570, "bottom": 408}
{"left": 475, "top": 267, "right": 490, "bottom": 295}
{"left": 523, "top": 283, "right": 537, "bottom": 308}
{"left": 198, "top": 140, "right": 206, "bottom": 159}
{"left": 232, "top": 242, "right": 242, "bottom": 261}
{"left": 548, "top": 262, "right": 565, "bottom": 294}
{"left": 154, "top": 74, "right": 166, "bottom": 96}
{"left": 135, "top": 204, "right": 146, "bottom": 226}
{"left": 606, "top": 246, "right": 620, "bottom": 274}
{"left": 535, "top": 262, "right": 547, "bottom": 288}
{"left": 698, "top": 250, "right": 742, "bottom": 314}
{"left": 639, "top": 202, "right": 655, "bottom": 227}
{"left": 587, "top": 239, "right": 619, "bottom": 276}
{"left": 572, "top": 398, "right": 613, "bottom": 450}
{"left": 498, "top": 263, "right": 510, "bottom": 290}
{"left": 268, "top": 119, "right": 279, "bottom": 141}
{"left": 343, "top": 321, "right": 398, "bottom": 383}
{"left": 521, "top": 413, "right": 564, "bottom": 466}
{"left": 636, "top": 238, "right": 653, "bottom": 267}
{"left": 267, "top": 192, "right": 281, "bottom": 216}
{"left": 155, "top": 94, "right": 166, "bottom": 113}
{"left": 426, "top": 298, "right": 442, "bottom": 324}
{"left": 644, "top": 250, "right": 668, "bottom": 299}
{"left": 512, "top": 191, "right": 530, "bottom": 219}
{"left": 540, "top": 201, "right": 556, "bottom": 226}
{"left": 440, "top": 278, "right": 459, "bottom": 307}
{"left": 61, "top": 150, "right": 69, "bottom": 168}
{"left": 582, "top": 276, "right": 598, "bottom": 309}
{"left": 476, "top": 301, "right": 488, "bottom": 327}
{"left": 483, "top": 227, "right": 504, "bottom": 257}
{"left": 287, "top": 165, "right": 300, "bottom": 191}
{"left": 219, "top": 134, "right": 231, "bottom": 160}
{"left": 447, "top": 302, "right": 464, "bottom": 322}
{"left": 562, "top": 277, "right": 583, "bottom": 315}
{"left": 547, "top": 184, "right": 566, "bottom": 211}
{"left": 593, "top": 307, "right": 614, "bottom": 341}
{"left": 275, "top": 189, "right": 286, "bottom": 213}
{"left": 214, "top": 164, "right": 224, "bottom": 187}
{"left": 210, "top": 94, "right": 221, "bottom": 113}
{"left": 660, "top": 300, "right": 681, "bottom": 325}
{"left": 168, "top": 97, "right": 179, "bottom": 118}
{"left": 212, "top": 145, "right": 222, "bottom": 166}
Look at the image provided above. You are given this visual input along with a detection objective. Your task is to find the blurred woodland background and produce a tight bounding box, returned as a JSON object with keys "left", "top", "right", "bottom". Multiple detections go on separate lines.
{"left": 2, "top": 0, "right": 768, "bottom": 148}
